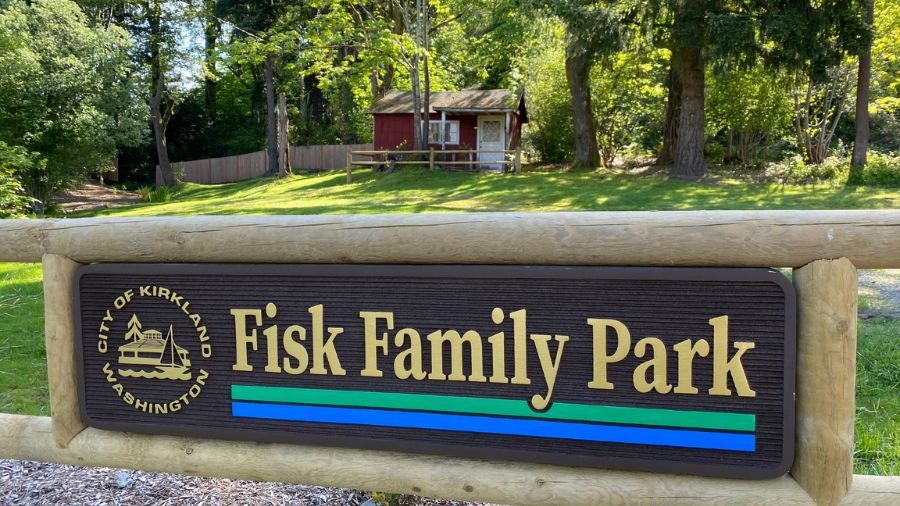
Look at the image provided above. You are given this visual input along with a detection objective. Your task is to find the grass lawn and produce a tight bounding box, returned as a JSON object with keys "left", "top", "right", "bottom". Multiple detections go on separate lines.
{"left": 74, "top": 167, "right": 899, "bottom": 217}
{"left": 2, "top": 167, "right": 898, "bottom": 474}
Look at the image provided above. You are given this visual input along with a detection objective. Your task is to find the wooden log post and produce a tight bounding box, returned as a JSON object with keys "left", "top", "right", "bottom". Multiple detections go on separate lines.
{"left": 791, "top": 257, "right": 858, "bottom": 505}
{"left": 346, "top": 150, "right": 353, "bottom": 184}
{"left": 429, "top": 148, "right": 435, "bottom": 170}
{"left": 515, "top": 148, "right": 522, "bottom": 174}
{"left": 42, "top": 254, "right": 85, "bottom": 448}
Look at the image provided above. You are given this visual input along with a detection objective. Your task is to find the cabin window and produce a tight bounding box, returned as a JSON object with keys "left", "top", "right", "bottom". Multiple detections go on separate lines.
{"left": 428, "top": 120, "right": 459, "bottom": 144}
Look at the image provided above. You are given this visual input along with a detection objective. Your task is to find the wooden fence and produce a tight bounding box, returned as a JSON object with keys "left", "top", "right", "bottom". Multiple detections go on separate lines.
{"left": 1, "top": 212, "right": 899, "bottom": 506}
{"left": 155, "top": 144, "right": 372, "bottom": 186}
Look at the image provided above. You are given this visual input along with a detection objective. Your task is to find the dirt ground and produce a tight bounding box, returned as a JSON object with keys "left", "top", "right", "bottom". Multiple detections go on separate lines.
{"left": 54, "top": 181, "right": 140, "bottom": 213}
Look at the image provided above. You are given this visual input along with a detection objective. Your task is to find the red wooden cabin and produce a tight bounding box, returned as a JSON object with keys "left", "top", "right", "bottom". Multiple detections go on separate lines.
{"left": 370, "top": 89, "right": 528, "bottom": 168}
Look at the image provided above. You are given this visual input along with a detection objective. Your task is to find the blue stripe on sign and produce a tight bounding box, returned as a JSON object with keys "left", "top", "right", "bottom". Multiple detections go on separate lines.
{"left": 231, "top": 401, "right": 755, "bottom": 452}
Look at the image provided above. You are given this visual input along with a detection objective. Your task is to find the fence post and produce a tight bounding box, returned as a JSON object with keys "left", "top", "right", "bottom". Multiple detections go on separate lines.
{"left": 515, "top": 148, "right": 522, "bottom": 174}
{"left": 346, "top": 149, "right": 353, "bottom": 184}
{"left": 42, "top": 254, "right": 85, "bottom": 448}
{"left": 429, "top": 149, "right": 435, "bottom": 170}
{"left": 791, "top": 257, "right": 857, "bottom": 506}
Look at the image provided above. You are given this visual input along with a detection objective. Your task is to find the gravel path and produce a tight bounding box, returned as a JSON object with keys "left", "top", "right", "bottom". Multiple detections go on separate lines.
{"left": 0, "top": 460, "right": 497, "bottom": 506}
{"left": 858, "top": 269, "right": 900, "bottom": 318}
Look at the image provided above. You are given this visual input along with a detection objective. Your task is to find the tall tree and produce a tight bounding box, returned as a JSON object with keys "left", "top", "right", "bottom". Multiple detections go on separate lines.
{"left": 851, "top": 0, "right": 875, "bottom": 167}
{"left": 671, "top": 0, "right": 706, "bottom": 178}
{"left": 657, "top": 0, "right": 870, "bottom": 177}
{"left": 657, "top": 51, "right": 682, "bottom": 166}
{"left": 265, "top": 53, "right": 279, "bottom": 175}
{"left": 151, "top": 71, "right": 177, "bottom": 186}
{"left": 203, "top": 0, "right": 221, "bottom": 139}
{"left": 0, "top": 0, "right": 144, "bottom": 201}
{"left": 532, "top": 1, "right": 622, "bottom": 168}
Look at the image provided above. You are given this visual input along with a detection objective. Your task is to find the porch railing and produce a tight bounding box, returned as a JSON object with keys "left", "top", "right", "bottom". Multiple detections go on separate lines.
{"left": 346, "top": 149, "right": 522, "bottom": 183}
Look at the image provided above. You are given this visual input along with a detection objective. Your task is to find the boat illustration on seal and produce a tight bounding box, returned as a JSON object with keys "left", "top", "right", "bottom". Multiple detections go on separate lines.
{"left": 118, "top": 321, "right": 192, "bottom": 381}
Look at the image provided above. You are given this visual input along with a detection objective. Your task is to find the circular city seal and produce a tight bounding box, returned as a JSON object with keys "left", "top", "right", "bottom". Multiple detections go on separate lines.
{"left": 95, "top": 285, "right": 213, "bottom": 415}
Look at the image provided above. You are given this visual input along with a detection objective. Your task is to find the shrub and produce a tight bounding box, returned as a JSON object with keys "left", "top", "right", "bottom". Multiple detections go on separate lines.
{"left": 851, "top": 152, "right": 900, "bottom": 186}
{"left": 766, "top": 152, "right": 900, "bottom": 186}
{"left": 766, "top": 155, "right": 848, "bottom": 185}
{"left": 148, "top": 186, "right": 172, "bottom": 203}
{"left": 137, "top": 185, "right": 153, "bottom": 201}
{"left": 0, "top": 141, "right": 34, "bottom": 217}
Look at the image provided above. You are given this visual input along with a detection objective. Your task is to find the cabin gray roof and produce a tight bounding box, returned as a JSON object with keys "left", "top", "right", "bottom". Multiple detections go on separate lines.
{"left": 370, "top": 89, "right": 517, "bottom": 114}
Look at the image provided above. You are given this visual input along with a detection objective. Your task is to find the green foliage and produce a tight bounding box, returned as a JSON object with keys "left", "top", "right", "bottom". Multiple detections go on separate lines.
{"left": 767, "top": 152, "right": 900, "bottom": 186}
{"left": 0, "top": 0, "right": 146, "bottom": 202}
{"left": 850, "top": 152, "right": 900, "bottom": 186}
{"left": 137, "top": 185, "right": 154, "bottom": 201}
{"left": 0, "top": 141, "right": 33, "bottom": 217}
{"left": 706, "top": 67, "right": 794, "bottom": 165}
{"left": 148, "top": 185, "right": 173, "bottom": 203}
{"left": 854, "top": 314, "right": 900, "bottom": 475}
{"left": 0, "top": 263, "right": 48, "bottom": 416}
{"left": 519, "top": 24, "right": 573, "bottom": 163}
{"left": 591, "top": 49, "right": 668, "bottom": 166}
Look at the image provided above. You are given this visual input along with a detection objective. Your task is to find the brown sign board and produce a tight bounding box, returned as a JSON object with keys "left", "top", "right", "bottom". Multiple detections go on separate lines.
{"left": 75, "top": 264, "right": 795, "bottom": 479}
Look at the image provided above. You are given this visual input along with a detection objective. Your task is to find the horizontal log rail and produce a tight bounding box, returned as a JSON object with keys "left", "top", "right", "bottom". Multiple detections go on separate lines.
{"left": 0, "top": 211, "right": 898, "bottom": 267}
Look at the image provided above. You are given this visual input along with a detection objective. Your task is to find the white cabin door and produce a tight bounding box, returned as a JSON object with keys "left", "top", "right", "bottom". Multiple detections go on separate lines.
{"left": 477, "top": 115, "right": 505, "bottom": 170}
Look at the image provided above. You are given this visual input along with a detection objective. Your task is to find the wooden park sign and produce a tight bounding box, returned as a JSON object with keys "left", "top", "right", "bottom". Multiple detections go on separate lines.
{"left": 76, "top": 263, "right": 795, "bottom": 479}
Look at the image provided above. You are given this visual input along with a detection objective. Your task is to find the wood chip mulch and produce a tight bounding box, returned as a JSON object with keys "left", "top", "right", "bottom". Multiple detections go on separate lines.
{"left": 0, "top": 460, "right": 496, "bottom": 506}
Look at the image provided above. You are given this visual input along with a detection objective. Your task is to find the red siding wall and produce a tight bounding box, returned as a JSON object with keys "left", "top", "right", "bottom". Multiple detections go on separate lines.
{"left": 374, "top": 113, "right": 518, "bottom": 151}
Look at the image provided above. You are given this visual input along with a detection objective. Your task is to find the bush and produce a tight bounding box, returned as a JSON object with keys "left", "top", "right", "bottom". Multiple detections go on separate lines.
{"left": 148, "top": 186, "right": 172, "bottom": 203}
{"left": 851, "top": 152, "right": 900, "bottom": 186}
{"left": 0, "top": 141, "right": 34, "bottom": 217}
{"left": 766, "top": 152, "right": 900, "bottom": 186}
{"left": 766, "top": 155, "right": 848, "bottom": 185}
{"left": 137, "top": 185, "right": 153, "bottom": 201}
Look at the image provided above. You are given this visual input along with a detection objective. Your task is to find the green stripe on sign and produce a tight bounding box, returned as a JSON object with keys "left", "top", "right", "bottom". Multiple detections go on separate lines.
{"left": 231, "top": 385, "right": 755, "bottom": 432}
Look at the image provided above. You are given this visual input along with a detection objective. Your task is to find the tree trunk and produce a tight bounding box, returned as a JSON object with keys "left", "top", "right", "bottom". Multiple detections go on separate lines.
{"left": 421, "top": 1, "right": 431, "bottom": 151}
{"left": 277, "top": 92, "right": 289, "bottom": 176}
{"left": 265, "top": 53, "right": 279, "bottom": 176}
{"left": 151, "top": 72, "right": 174, "bottom": 187}
{"left": 658, "top": 50, "right": 682, "bottom": 166}
{"left": 204, "top": 0, "right": 219, "bottom": 139}
{"left": 671, "top": 44, "right": 705, "bottom": 179}
{"left": 565, "top": 46, "right": 600, "bottom": 168}
{"left": 851, "top": 0, "right": 874, "bottom": 168}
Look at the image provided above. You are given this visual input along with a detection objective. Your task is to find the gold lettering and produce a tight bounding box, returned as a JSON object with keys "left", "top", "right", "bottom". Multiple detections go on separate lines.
{"left": 587, "top": 319, "right": 631, "bottom": 390}
{"left": 309, "top": 304, "right": 346, "bottom": 375}
{"left": 282, "top": 325, "right": 308, "bottom": 374}
{"left": 231, "top": 308, "right": 261, "bottom": 372}
{"left": 510, "top": 309, "right": 530, "bottom": 385}
{"left": 102, "top": 362, "right": 116, "bottom": 382}
{"left": 529, "top": 333, "right": 568, "bottom": 410}
{"left": 708, "top": 316, "right": 756, "bottom": 397}
{"left": 673, "top": 338, "right": 709, "bottom": 394}
{"left": 394, "top": 328, "right": 426, "bottom": 380}
{"left": 632, "top": 337, "right": 672, "bottom": 394}
{"left": 487, "top": 308, "right": 508, "bottom": 384}
{"left": 360, "top": 311, "right": 393, "bottom": 378}
{"left": 426, "top": 329, "right": 486, "bottom": 382}
{"left": 263, "top": 303, "right": 281, "bottom": 373}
